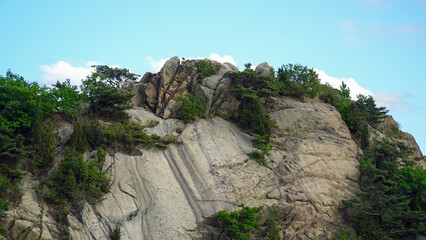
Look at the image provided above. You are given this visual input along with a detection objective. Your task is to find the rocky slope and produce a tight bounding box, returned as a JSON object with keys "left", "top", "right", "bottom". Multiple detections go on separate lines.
{"left": 1, "top": 57, "right": 423, "bottom": 240}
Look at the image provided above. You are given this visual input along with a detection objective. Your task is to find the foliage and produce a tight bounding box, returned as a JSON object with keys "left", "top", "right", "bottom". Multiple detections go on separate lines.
{"left": 176, "top": 93, "right": 206, "bottom": 123}
{"left": 332, "top": 229, "right": 361, "bottom": 240}
{"left": 277, "top": 63, "right": 320, "bottom": 99}
{"left": 81, "top": 69, "right": 133, "bottom": 121}
{"left": 111, "top": 224, "right": 121, "bottom": 240}
{"left": 216, "top": 206, "right": 264, "bottom": 240}
{"left": 82, "top": 120, "right": 104, "bottom": 150}
{"left": 69, "top": 122, "right": 88, "bottom": 153}
{"left": 0, "top": 176, "right": 10, "bottom": 213}
{"left": 319, "top": 81, "right": 388, "bottom": 150}
{"left": 51, "top": 79, "right": 82, "bottom": 122}
{"left": 198, "top": 60, "right": 221, "bottom": 79}
{"left": 91, "top": 65, "right": 139, "bottom": 89}
{"left": 0, "top": 70, "right": 56, "bottom": 133}
{"left": 0, "top": 126, "right": 28, "bottom": 171}
{"left": 342, "top": 139, "right": 426, "bottom": 239}
{"left": 46, "top": 147, "right": 110, "bottom": 205}
{"left": 229, "top": 68, "right": 279, "bottom": 143}
{"left": 248, "top": 134, "right": 273, "bottom": 166}
{"left": 33, "top": 121, "right": 56, "bottom": 169}
{"left": 113, "top": 122, "right": 178, "bottom": 151}
{"left": 265, "top": 217, "right": 281, "bottom": 240}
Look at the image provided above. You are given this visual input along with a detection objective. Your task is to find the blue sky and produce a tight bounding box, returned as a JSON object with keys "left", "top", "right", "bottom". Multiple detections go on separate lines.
{"left": 1, "top": 0, "right": 425, "bottom": 153}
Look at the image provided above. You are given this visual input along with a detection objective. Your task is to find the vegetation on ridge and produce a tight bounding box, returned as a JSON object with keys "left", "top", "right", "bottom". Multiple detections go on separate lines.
{"left": 342, "top": 139, "right": 426, "bottom": 239}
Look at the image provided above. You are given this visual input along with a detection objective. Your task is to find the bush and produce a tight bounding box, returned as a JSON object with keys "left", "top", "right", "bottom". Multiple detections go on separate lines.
{"left": 46, "top": 147, "right": 110, "bottom": 205}
{"left": 248, "top": 134, "right": 273, "bottom": 166}
{"left": 265, "top": 217, "right": 281, "bottom": 240}
{"left": 229, "top": 68, "right": 278, "bottom": 143}
{"left": 83, "top": 120, "right": 104, "bottom": 149}
{"left": 277, "top": 63, "right": 320, "bottom": 99}
{"left": 176, "top": 93, "right": 206, "bottom": 123}
{"left": 33, "top": 121, "right": 56, "bottom": 169}
{"left": 217, "top": 206, "right": 264, "bottom": 240}
{"left": 111, "top": 225, "right": 121, "bottom": 240}
{"left": 198, "top": 60, "right": 221, "bottom": 79}
{"left": 69, "top": 122, "right": 88, "bottom": 153}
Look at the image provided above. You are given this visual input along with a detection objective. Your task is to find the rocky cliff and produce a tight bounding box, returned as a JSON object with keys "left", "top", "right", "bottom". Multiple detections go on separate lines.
{"left": 1, "top": 57, "right": 423, "bottom": 240}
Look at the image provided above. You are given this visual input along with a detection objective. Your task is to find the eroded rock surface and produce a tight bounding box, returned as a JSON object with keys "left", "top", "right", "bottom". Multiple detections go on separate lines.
{"left": 137, "top": 57, "right": 239, "bottom": 119}
{"left": 64, "top": 98, "right": 361, "bottom": 240}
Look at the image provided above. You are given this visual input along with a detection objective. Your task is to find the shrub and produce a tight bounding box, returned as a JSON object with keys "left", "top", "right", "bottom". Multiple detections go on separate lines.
{"left": 198, "top": 60, "right": 221, "bottom": 79}
{"left": 111, "top": 225, "right": 121, "bottom": 240}
{"left": 176, "top": 93, "right": 206, "bottom": 123}
{"left": 46, "top": 147, "right": 110, "bottom": 205}
{"left": 216, "top": 206, "right": 264, "bottom": 240}
{"left": 69, "top": 122, "right": 88, "bottom": 153}
{"left": 228, "top": 68, "right": 278, "bottom": 143}
{"left": 34, "top": 121, "right": 56, "bottom": 169}
{"left": 248, "top": 134, "right": 273, "bottom": 166}
{"left": 112, "top": 122, "right": 179, "bottom": 152}
{"left": 265, "top": 217, "right": 281, "bottom": 240}
{"left": 277, "top": 63, "right": 320, "bottom": 99}
{"left": 83, "top": 120, "right": 104, "bottom": 149}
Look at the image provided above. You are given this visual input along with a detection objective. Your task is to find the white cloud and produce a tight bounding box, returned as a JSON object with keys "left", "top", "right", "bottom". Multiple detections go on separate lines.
{"left": 374, "top": 92, "right": 414, "bottom": 111}
{"left": 147, "top": 53, "right": 238, "bottom": 73}
{"left": 314, "top": 69, "right": 373, "bottom": 99}
{"left": 207, "top": 53, "right": 237, "bottom": 67}
{"left": 40, "top": 61, "right": 96, "bottom": 86}
{"left": 315, "top": 69, "right": 414, "bottom": 112}
{"left": 147, "top": 56, "right": 170, "bottom": 72}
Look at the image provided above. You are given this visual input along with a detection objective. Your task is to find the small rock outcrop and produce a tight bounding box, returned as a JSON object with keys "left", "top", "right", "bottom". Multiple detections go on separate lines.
{"left": 133, "top": 57, "right": 239, "bottom": 119}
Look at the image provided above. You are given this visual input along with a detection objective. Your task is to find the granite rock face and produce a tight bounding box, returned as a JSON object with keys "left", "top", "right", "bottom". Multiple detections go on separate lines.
{"left": 65, "top": 98, "right": 361, "bottom": 240}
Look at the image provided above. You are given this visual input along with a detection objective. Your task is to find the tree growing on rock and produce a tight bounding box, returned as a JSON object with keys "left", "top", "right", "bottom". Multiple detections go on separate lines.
{"left": 81, "top": 65, "right": 137, "bottom": 121}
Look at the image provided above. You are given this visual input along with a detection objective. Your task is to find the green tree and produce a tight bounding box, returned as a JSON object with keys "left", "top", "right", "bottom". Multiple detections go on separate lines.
{"left": 0, "top": 70, "right": 56, "bottom": 133}
{"left": 277, "top": 64, "right": 320, "bottom": 99}
{"left": 69, "top": 122, "right": 88, "bottom": 153}
{"left": 33, "top": 122, "right": 56, "bottom": 169}
{"left": 342, "top": 139, "right": 426, "bottom": 239}
{"left": 81, "top": 71, "right": 134, "bottom": 121}
{"left": 217, "top": 206, "right": 264, "bottom": 240}
{"left": 51, "top": 79, "right": 82, "bottom": 122}
{"left": 91, "top": 65, "right": 139, "bottom": 89}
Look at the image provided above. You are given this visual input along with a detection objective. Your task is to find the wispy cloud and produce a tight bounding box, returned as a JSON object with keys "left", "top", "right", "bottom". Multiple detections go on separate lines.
{"left": 40, "top": 61, "right": 96, "bottom": 86}
{"left": 341, "top": 20, "right": 426, "bottom": 45}
{"left": 374, "top": 92, "right": 415, "bottom": 111}
{"left": 358, "top": 0, "right": 385, "bottom": 8}
{"left": 394, "top": 24, "right": 426, "bottom": 35}
{"left": 417, "top": 0, "right": 426, "bottom": 6}
{"left": 147, "top": 53, "right": 238, "bottom": 72}
{"left": 341, "top": 20, "right": 389, "bottom": 43}
{"left": 147, "top": 56, "right": 170, "bottom": 72}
